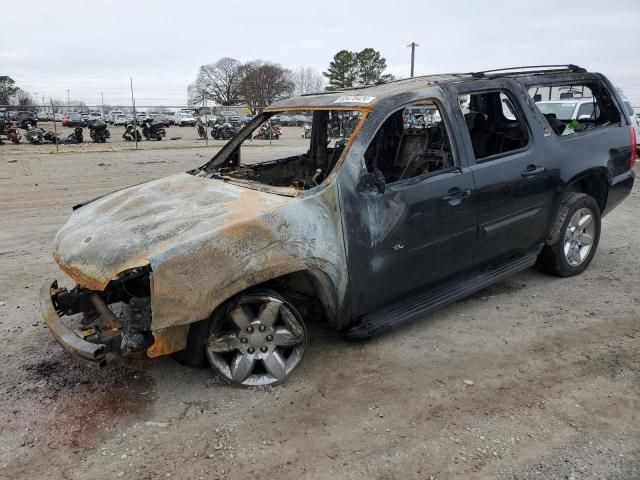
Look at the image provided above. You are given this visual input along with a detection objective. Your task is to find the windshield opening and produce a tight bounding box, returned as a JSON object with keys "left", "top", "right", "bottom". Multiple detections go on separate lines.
{"left": 197, "top": 109, "right": 364, "bottom": 191}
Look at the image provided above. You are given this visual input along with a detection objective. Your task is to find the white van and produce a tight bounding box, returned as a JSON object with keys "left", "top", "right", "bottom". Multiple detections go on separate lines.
{"left": 173, "top": 112, "right": 196, "bottom": 127}
{"left": 108, "top": 110, "right": 123, "bottom": 124}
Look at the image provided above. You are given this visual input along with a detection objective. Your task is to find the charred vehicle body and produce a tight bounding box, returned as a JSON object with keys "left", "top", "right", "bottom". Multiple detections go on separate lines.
{"left": 41, "top": 65, "right": 635, "bottom": 386}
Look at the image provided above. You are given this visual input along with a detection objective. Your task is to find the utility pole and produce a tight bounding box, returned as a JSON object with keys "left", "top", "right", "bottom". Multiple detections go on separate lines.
{"left": 101, "top": 92, "right": 104, "bottom": 116}
{"left": 66, "top": 89, "right": 70, "bottom": 112}
{"left": 203, "top": 94, "right": 208, "bottom": 146}
{"left": 50, "top": 98, "right": 59, "bottom": 153}
{"left": 130, "top": 78, "right": 138, "bottom": 150}
{"left": 33, "top": 92, "right": 38, "bottom": 108}
{"left": 407, "top": 42, "right": 420, "bottom": 78}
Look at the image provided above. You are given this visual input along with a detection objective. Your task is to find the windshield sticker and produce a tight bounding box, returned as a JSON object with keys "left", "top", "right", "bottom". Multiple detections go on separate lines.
{"left": 334, "top": 95, "right": 376, "bottom": 104}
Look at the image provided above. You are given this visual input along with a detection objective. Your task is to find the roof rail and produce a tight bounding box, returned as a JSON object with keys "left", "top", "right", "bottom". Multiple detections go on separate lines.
{"left": 471, "top": 64, "right": 587, "bottom": 79}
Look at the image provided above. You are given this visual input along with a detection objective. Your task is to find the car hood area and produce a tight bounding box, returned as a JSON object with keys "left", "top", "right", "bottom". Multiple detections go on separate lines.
{"left": 53, "top": 173, "right": 293, "bottom": 290}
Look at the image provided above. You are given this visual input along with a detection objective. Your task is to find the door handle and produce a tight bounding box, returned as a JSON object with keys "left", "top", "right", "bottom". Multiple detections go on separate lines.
{"left": 442, "top": 187, "right": 471, "bottom": 205}
{"left": 521, "top": 165, "right": 545, "bottom": 177}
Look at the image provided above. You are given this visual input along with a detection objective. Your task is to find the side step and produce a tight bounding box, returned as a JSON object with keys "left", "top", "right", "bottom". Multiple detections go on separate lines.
{"left": 346, "top": 253, "right": 538, "bottom": 340}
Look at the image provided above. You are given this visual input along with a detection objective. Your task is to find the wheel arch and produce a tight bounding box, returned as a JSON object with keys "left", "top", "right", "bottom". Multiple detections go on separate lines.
{"left": 564, "top": 168, "right": 609, "bottom": 213}
{"left": 170, "top": 266, "right": 342, "bottom": 367}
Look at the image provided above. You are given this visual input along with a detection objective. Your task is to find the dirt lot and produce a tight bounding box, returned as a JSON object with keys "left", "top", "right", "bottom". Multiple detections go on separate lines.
{"left": 0, "top": 141, "right": 638, "bottom": 480}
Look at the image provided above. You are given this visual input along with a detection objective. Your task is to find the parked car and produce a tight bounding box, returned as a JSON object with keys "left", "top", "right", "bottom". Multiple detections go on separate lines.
{"left": 621, "top": 99, "right": 640, "bottom": 149}
{"left": 147, "top": 114, "right": 172, "bottom": 128}
{"left": 15, "top": 111, "right": 37, "bottom": 128}
{"left": 40, "top": 65, "right": 635, "bottom": 386}
{"left": 174, "top": 112, "right": 196, "bottom": 126}
{"left": 158, "top": 114, "right": 175, "bottom": 126}
{"left": 64, "top": 112, "right": 82, "bottom": 127}
{"left": 108, "top": 110, "right": 124, "bottom": 124}
{"left": 37, "top": 111, "right": 50, "bottom": 121}
{"left": 219, "top": 110, "right": 240, "bottom": 125}
{"left": 536, "top": 96, "right": 640, "bottom": 148}
{"left": 88, "top": 112, "right": 103, "bottom": 124}
{"left": 113, "top": 114, "right": 128, "bottom": 126}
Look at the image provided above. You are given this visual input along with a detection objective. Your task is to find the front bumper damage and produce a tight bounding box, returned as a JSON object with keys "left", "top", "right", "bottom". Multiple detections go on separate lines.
{"left": 40, "top": 280, "right": 109, "bottom": 367}
{"left": 39, "top": 269, "right": 153, "bottom": 367}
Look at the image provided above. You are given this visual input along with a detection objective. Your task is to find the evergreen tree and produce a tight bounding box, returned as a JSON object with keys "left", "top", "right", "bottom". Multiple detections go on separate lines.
{"left": 356, "top": 48, "right": 394, "bottom": 85}
{"left": 323, "top": 49, "right": 393, "bottom": 90}
{"left": 323, "top": 50, "right": 359, "bottom": 90}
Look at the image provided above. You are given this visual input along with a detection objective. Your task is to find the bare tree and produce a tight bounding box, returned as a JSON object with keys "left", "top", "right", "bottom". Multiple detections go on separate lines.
{"left": 238, "top": 61, "right": 295, "bottom": 114}
{"left": 291, "top": 66, "right": 326, "bottom": 95}
{"left": 16, "top": 90, "right": 37, "bottom": 111}
{"left": 189, "top": 57, "right": 244, "bottom": 106}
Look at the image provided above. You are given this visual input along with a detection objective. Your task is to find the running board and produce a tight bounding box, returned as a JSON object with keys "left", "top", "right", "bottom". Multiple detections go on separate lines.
{"left": 346, "top": 253, "right": 538, "bottom": 340}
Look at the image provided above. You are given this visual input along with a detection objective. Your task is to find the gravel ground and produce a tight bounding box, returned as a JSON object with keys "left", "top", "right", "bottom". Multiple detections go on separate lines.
{"left": 0, "top": 142, "right": 638, "bottom": 480}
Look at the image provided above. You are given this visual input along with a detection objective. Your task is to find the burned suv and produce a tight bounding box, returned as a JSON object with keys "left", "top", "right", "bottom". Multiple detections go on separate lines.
{"left": 41, "top": 65, "right": 635, "bottom": 386}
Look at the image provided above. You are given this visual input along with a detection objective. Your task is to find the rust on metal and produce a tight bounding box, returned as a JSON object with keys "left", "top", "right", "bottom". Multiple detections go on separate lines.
{"left": 146, "top": 324, "right": 189, "bottom": 358}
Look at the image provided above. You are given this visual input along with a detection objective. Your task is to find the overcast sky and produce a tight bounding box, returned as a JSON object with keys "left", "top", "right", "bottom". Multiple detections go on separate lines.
{"left": 2, "top": 0, "right": 639, "bottom": 107}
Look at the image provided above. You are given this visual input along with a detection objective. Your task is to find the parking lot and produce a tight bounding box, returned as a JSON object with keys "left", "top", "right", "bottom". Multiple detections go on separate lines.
{"left": 0, "top": 142, "right": 638, "bottom": 479}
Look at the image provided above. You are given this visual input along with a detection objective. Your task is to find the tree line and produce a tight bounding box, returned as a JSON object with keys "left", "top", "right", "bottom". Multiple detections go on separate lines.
{"left": 0, "top": 76, "right": 36, "bottom": 108}
{"left": 188, "top": 48, "right": 394, "bottom": 113}
{"left": 2, "top": 47, "right": 394, "bottom": 113}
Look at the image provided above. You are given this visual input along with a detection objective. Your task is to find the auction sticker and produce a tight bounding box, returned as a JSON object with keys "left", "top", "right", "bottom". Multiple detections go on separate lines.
{"left": 334, "top": 96, "right": 376, "bottom": 104}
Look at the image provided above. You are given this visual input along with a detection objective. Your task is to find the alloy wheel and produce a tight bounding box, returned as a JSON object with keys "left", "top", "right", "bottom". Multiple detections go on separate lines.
{"left": 563, "top": 207, "right": 596, "bottom": 267}
{"left": 206, "top": 293, "right": 306, "bottom": 386}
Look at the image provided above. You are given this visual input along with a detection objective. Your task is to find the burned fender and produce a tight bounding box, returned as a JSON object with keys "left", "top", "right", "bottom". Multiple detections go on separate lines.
{"left": 147, "top": 184, "right": 348, "bottom": 330}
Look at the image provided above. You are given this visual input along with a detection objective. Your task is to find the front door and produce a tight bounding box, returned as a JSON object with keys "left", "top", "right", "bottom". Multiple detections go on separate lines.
{"left": 339, "top": 98, "right": 477, "bottom": 317}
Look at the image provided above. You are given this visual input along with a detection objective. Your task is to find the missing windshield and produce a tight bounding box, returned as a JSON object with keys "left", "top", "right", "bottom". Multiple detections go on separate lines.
{"left": 196, "top": 110, "right": 363, "bottom": 191}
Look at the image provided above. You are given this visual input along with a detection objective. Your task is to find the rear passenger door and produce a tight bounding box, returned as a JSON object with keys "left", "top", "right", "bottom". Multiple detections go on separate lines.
{"left": 449, "top": 82, "right": 557, "bottom": 265}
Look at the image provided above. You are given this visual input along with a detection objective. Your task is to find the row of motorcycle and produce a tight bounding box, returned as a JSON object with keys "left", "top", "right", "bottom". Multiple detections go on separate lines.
{"left": 196, "top": 121, "right": 242, "bottom": 140}
{"left": 194, "top": 120, "right": 283, "bottom": 141}
{"left": 0, "top": 118, "right": 168, "bottom": 145}
{"left": 123, "top": 119, "right": 166, "bottom": 141}
{"left": 0, "top": 120, "right": 110, "bottom": 145}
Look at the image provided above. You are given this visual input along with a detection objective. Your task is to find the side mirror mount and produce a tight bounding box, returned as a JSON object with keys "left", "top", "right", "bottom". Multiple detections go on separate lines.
{"left": 357, "top": 168, "right": 386, "bottom": 194}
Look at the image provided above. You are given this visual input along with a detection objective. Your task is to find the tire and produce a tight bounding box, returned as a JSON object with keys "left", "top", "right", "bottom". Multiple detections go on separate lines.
{"left": 172, "top": 318, "right": 210, "bottom": 367}
{"left": 174, "top": 289, "right": 308, "bottom": 386}
{"left": 537, "top": 192, "right": 601, "bottom": 277}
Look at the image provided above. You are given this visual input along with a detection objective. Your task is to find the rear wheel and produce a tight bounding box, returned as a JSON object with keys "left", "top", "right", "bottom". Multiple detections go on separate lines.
{"left": 537, "top": 192, "right": 601, "bottom": 277}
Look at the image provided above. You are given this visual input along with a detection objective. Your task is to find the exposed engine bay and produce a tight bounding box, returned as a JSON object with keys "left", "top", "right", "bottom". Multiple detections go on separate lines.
{"left": 49, "top": 267, "right": 153, "bottom": 362}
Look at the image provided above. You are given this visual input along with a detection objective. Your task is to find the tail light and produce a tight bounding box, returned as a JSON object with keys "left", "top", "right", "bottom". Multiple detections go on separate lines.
{"left": 631, "top": 126, "right": 637, "bottom": 169}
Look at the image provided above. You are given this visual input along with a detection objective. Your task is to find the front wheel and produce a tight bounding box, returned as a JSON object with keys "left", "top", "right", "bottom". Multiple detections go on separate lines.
{"left": 537, "top": 192, "right": 601, "bottom": 277}
{"left": 176, "top": 290, "right": 308, "bottom": 386}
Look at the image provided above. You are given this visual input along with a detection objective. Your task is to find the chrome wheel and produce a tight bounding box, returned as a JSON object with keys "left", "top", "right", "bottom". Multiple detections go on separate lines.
{"left": 206, "top": 292, "right": 306, "bottom": 386}
{"left": 563, "top": 207, "right": 595, "bottom": 267}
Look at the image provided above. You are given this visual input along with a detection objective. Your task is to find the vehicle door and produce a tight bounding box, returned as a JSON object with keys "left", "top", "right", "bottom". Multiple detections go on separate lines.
{"left": 338, "top": 95, "right": 477, "bottom": 317}
{"left": 446, "top": 81, "right": 557, "bottom": 265}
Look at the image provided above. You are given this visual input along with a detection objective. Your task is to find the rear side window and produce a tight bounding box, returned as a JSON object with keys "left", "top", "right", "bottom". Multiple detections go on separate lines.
{"left": 458, "top": 90, "right": 529, "bottom": 161}
{"left": 528, "top": 81, "right": 621, "bottom": 136}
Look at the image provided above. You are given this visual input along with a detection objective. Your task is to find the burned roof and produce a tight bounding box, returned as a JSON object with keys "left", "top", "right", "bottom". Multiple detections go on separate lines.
{"left": 267, "top": 64, "right": 590, "bottom": 111}
{"left": 267, "top": 74, "right": 470, "bottom": 111}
